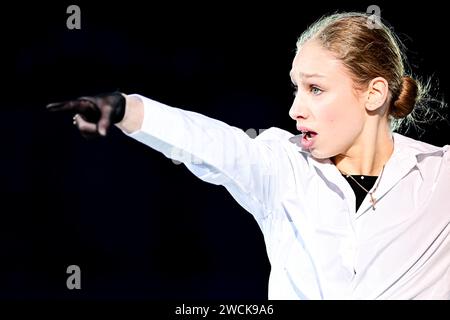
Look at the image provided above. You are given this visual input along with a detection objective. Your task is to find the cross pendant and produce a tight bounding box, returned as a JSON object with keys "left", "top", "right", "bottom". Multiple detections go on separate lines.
{"left": 369, "top": 192, "right": 376, "bottom": 210}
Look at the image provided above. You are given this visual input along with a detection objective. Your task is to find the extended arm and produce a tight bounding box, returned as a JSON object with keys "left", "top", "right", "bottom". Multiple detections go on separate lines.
{"left": 47, "top": 92, "right": 287, "bottom": 222}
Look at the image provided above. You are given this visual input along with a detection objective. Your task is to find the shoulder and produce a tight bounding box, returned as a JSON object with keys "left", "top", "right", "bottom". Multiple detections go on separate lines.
{"left": 393, "top": 132, "right": 447, "bottom": 155}
{"left": 255, "top": 127, "right": 296, "bottom": 141}
{"left": 393, "top": 132, "right": 449, "bottom": 178}
{"left": 393, "top": 133, "right": 449, "bottom": 164}
{"left": 255, "top": 127, "right": 304, "bottom": 155}
{"left": 254, "top": 127, "right": 312, "bottom": 171}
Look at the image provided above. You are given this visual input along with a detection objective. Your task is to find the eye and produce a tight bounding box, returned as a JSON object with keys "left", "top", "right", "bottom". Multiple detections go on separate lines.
{"left": 310, "top": 85, "right": 323, "bottom": 96}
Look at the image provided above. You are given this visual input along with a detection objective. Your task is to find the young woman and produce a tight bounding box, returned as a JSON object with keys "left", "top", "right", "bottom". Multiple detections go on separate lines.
{"left": 47, "top": 12, "right": 450, "bottom": 299}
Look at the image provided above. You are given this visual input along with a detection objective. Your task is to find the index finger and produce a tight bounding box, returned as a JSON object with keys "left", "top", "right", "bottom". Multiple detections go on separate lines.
{"left": 46, "top": 99, "right": 97, "bottom": 114}
{"left": 46, "top": 100, "right": 79, "bottom": 112}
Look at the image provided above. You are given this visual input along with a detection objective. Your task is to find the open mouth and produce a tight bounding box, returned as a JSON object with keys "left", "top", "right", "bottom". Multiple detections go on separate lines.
{"left": 302, "top": 130, "right": 317, "bottom": 140}
{"left": 300, "top": 130, "right": 317, "bottom": 148}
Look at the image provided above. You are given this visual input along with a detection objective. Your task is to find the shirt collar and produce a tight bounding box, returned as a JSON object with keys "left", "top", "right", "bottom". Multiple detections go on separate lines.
{"left": 288, "top": 132, "right": 447, "bottom": 215}
{"left": 288, "top": 132, "right": 445, "bottom": 177}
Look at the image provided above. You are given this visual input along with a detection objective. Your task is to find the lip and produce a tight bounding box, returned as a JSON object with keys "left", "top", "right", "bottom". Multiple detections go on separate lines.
{"left": 296, "top": 125, "right": 318, "bottom": 149}
{"left": 300, "top": 131, "right": 317, "bottom": 148}
{"left": 296, "top": 125, "right": 317, "bottom": 134}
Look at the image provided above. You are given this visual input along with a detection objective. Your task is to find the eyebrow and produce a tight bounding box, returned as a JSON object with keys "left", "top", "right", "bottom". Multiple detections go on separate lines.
{"left": 289, "top": 71, "right": 326, "bottom": 83}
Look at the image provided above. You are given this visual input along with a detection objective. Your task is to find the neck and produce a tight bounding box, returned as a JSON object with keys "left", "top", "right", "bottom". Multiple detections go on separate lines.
{"left": 331, "top": 122, "right": 394, "bottom": 176}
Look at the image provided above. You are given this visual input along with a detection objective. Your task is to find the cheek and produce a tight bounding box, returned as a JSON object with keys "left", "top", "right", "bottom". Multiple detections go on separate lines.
{"left": 320, "top": 94, "right": 363, "bottom": 129}
{"left": 320, "top": 108, "right": 339, "bottom": 125}
{"left": 316, "top": 103, "right": 347, "bottom": 130}
{"left": 313, "top": 96, "right": 364, "bottom": 158}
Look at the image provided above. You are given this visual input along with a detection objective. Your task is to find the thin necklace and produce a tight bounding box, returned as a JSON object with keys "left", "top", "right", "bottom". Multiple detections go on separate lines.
{"left": 340, "top": 164, "right": 386, "bottom": 211}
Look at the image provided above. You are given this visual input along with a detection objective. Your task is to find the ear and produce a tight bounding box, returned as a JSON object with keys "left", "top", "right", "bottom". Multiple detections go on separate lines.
{"left": 365, "top": 77, "right": 389, "bottom": 112}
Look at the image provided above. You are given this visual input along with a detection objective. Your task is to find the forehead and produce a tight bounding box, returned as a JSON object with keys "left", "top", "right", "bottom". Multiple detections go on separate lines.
{"left": 290, "top": 40, "right": 345, "bottom": 80}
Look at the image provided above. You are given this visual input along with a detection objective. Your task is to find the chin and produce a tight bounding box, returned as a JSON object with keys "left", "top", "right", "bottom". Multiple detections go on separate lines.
{"left": 310, "top": 150, "right": 329, "bottom": 160}
{"left": 310, "top": 149, "right": 331, "bottom": 160}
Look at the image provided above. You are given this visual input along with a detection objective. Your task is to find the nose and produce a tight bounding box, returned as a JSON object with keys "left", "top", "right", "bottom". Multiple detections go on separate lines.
{"left": 288, "top": 95, "right": 308, "bottom": 121}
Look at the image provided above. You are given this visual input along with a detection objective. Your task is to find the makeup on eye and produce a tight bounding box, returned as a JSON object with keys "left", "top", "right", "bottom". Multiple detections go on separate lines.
{"left": 310, "top": 85, "right": 323, "bottom": 95}
{"left": 291, "top": 82, "right": 324, "bottom": 96}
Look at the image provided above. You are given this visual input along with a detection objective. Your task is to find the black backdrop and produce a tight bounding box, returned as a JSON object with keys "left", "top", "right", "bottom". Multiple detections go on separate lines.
{"left": 1, "top": 1, "right": 449, "bottom": 300}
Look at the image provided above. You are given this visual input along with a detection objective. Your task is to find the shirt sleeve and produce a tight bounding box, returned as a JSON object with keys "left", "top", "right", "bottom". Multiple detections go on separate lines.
{"left": 122, "top": 94, "right": 286, "bottom": 222}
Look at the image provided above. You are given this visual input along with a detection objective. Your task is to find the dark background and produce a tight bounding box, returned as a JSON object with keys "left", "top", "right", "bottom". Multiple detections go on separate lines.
{"left": 1, "top": 1, "right": 449, "bottom": 300}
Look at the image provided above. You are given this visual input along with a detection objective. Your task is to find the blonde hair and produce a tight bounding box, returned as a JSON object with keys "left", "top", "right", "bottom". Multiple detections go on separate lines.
{"left": 296, "top": 12, "right": 447, "bottom": 136}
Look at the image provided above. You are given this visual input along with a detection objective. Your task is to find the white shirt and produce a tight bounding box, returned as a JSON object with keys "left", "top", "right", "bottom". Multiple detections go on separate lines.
{"left": 125, "top": 94, "right": 450, "bottom": 300}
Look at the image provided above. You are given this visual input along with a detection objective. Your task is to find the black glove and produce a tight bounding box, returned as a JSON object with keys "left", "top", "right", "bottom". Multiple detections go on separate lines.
{"left": 46, "top": 91, "right": 126, "bottom": 138}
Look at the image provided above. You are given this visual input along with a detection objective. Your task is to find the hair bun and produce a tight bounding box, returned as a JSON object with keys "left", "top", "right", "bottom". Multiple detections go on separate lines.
{"left": 392, "top": 76, "right": 419, "bottom": 118}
